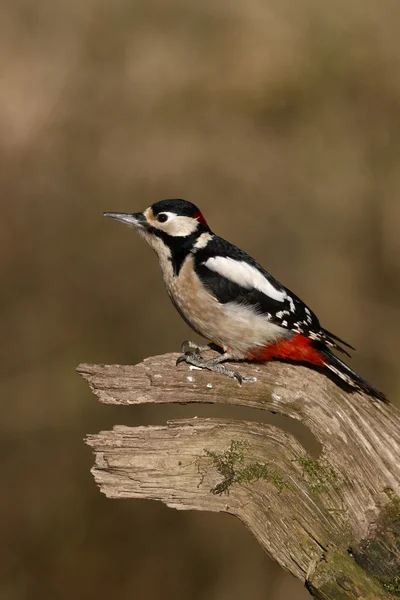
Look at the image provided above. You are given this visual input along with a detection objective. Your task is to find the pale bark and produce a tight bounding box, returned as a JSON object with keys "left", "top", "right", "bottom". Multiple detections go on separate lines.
{"left": 79, "top": 354, "right": 400, "bottom": 599}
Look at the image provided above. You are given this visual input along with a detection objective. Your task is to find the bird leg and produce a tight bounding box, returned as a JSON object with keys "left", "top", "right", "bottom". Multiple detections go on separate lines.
{"left": 180, "top": 340, "right": 213, "bottom": 354}
{"left": 176, "top": 351, "right": 257, "bottom": 384}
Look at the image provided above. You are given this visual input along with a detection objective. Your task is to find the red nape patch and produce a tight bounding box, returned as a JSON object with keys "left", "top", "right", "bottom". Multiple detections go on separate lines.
{"left": 193, "top": 210, "right": 208, "bottom": 226}
{"left": 247, "top": 334, "right": 325, "bottom": 366}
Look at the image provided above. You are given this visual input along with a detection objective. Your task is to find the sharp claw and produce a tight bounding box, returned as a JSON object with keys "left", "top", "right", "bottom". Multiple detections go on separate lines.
{"left": 232, "top": 371, "right": 257, "bottom": 384}
{"left": 242, "top": 376, "right": 257, "bottom": 383}
{"left": 233, "top": 371, "right": 243, "bottom": 384}
{"left": 176, "top": 351, "right": 198, "bottom": 366}
{"left": 176, "top": 354, "right": 188, "bottom": 366}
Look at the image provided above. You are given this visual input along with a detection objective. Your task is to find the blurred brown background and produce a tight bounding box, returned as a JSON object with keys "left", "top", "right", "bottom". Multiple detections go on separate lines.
{"left": 1, "top": 0, "right": 400, "bottom": 598}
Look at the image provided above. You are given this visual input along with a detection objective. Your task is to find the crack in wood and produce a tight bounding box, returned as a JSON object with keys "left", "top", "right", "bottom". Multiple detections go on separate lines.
{"left": 79, "top": 354, "right": 400, "bottom": 599}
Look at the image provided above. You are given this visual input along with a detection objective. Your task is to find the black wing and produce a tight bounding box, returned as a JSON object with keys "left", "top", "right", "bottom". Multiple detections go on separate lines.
{"left": 193, "top": 235, "right": 353, "bottom": 356}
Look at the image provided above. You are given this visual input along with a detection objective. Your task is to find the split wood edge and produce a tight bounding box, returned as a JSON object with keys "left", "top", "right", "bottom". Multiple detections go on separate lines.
{"left": 79, "top": 354, "right": 400, "bottom": 599}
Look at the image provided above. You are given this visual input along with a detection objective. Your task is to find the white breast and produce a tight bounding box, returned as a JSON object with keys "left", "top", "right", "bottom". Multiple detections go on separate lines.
{"left": 163, "top": 255, "right": 287, "bottom": 358}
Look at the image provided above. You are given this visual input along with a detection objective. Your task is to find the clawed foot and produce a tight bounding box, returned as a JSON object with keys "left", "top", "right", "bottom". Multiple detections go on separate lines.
{"left": 176, "top": 351, "right": 257, "bottom": 384}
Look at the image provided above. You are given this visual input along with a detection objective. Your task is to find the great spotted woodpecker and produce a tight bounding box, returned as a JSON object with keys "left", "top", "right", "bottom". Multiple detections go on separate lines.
{"left": 104, "top": 199, "right": 387, "bottom": 402}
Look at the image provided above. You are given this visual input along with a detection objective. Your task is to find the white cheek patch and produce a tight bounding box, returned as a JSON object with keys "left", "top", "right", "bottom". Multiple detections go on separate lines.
{"left": 144, "top": 209, "right": 200, "bottom": 237}
{"left": 204, "top": 257, "right": 287, "bottom": 303}
{"left": 163, "top": 215, "right": 199, "bottom": 237}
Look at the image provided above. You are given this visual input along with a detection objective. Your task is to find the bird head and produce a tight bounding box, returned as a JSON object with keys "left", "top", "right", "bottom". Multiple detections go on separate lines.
{"left": 104, "top": 199, "right": 210, "bottom": 253}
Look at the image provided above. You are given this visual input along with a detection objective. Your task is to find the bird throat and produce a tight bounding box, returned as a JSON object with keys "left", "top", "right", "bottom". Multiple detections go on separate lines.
{"left": 153, "top": 228, "right": 207, "bottom": 276}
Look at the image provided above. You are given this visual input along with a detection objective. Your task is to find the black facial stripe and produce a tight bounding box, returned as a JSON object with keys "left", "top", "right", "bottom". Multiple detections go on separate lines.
{"left": 151, "top": 225, "right": 210, "bottom": 275}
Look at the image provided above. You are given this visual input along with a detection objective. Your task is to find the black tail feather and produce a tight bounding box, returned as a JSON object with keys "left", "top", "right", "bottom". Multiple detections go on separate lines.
{"left": 321, "top": 327, "right": 356, "bottom": 351}
{"left": 325, "top": 340, "right": 352, "bottom": 359}
{"left": 319, "top": 348, "right": 388, "bottom": 403}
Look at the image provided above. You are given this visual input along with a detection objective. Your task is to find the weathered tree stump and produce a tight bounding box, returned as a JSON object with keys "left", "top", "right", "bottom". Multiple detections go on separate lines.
{"left": 78, "top": 354, "right": 400, "bottom": 599}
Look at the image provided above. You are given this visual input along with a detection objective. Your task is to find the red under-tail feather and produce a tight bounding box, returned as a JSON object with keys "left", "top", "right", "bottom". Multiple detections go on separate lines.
{"left": 248, "top": 334, "right": 325, "bottom": 366}
{"left": 247, "top": 334, "right": 387, "bottom": 402}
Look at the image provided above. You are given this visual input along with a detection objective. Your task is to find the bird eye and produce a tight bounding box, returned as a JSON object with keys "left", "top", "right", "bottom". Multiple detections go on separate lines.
{"left": 157, "top": 213, "right": 168, "bottom": 223}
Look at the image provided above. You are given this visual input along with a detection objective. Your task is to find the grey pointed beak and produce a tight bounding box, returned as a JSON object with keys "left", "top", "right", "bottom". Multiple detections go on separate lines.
{"left": 103, "top": 212, "right": 147, "bottom": 228}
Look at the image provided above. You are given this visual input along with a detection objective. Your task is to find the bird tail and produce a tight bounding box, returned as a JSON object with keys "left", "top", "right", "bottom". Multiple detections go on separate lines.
{"left": 320, "top": 327, "right": 355, "bottom": 356}
{"left": 319, "top": 347, "right": 388, "bottom": 403}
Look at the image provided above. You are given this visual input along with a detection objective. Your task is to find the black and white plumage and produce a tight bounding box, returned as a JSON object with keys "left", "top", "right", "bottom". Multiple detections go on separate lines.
{"left": 104, "top": 199, "right": 387, "bottom": 402}
{"left": 192, "top": 235, "right": 353, "bottom": 354}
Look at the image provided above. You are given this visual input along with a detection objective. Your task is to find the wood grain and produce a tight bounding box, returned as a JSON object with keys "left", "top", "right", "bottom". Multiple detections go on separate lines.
{"left": 79, "top": 355, "right": 400, "bottom": 599}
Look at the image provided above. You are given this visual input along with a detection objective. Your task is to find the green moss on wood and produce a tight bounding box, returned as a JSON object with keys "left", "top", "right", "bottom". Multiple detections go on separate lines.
{"left": 205, "top": 440, "right": 289, "bottom": 495}
{"left": 309, "top": 549, "right": 392, "bottom": 599}
{"left": 351, "top": 496, "right": 400, "bottom": 597}
{"left": 383, "top": 579, "right": 400, "bottom": 596}
{"left": 236, "top": 461, "right": 288, "bottom": 491}
{"left": 293, "top": 455, "right": 337, "bottom": 493}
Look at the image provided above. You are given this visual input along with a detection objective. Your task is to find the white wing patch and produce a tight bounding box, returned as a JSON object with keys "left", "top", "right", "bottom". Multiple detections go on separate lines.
{"left": 204, "top": 256, "right": 287, "bottom": 303}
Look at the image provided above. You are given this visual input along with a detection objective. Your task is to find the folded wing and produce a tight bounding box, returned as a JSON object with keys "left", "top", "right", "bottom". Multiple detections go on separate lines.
{"left": 193, "top": 237, "right": 353, "bottom": 357}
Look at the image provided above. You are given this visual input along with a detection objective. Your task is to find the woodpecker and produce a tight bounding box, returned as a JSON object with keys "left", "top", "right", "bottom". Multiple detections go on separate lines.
{"left": 104, "top": 199, "right": 387, "bottom": 402}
